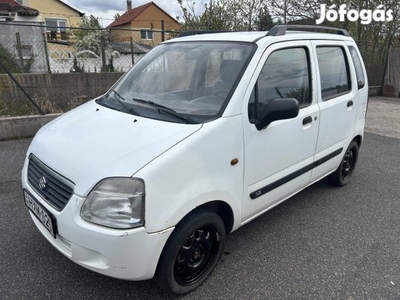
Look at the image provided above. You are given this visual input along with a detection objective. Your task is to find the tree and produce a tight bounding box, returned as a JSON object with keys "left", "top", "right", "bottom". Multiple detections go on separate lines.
{"left": 177, "top": 0, "right": 267, "bottom": 31}
{"left": 255, "top": 5, "right": 275, "bottom": 31}
{"left": 200, "top": 1, "right": 231, "bottom": 30}
{"left": 176, "top": 0, "right": 206, "bottom": 30}
{"left": 79, "top": 15, "right": 101, "bottom": 29}
{"left": 0, "top": 45, "right": 23, "bottom": 74}
{"left": 73, "top": 15, "right": 108, "bottom": 56}
{"left": 239, "top": 0, "right": 264, "bottom": 30}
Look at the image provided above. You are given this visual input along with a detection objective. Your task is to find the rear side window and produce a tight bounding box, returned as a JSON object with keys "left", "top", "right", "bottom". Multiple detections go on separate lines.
{"left": 316, "top": 46, "right": 350, "bottom": 101}
{"left": 249, "top": 47, "right": 311, "bottom": 123}
{"left": 349, "top": 46, "right": 365, "bottom": 89}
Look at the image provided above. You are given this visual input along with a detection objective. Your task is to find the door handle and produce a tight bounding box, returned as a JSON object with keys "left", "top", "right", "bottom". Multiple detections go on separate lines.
{"left": 347, "top": 100, "right": 354, "bottom": 107}
{"left": 302, "top": 116, "right": 312, "bottom": 125}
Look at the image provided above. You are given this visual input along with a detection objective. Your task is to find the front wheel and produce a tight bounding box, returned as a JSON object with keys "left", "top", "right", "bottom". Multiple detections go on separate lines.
{"left": 155, "top": 209, "right": 226, "bottom": 295}
{"left": 328, "top": 140, "right": 359, "bottom": 186}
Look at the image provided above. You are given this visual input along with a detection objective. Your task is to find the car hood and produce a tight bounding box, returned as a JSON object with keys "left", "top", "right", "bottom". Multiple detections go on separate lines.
{"left": 28, "top": 100, "right": 202, "bottom": 196}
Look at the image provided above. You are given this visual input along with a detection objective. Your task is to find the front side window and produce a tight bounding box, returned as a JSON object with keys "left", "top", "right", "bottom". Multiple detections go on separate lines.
{"left": 97, "top": 42, "right": 255, "bottom": 123}
{"left": 316, "top": 46, "right": 350, "bottom": 100}
{"left": 249, "top": 47, "right": 311, "bottom": 123}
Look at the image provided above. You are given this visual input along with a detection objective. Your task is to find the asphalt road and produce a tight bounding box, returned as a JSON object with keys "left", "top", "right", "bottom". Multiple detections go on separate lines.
{"left": 1, "top": 99, "right": 400, "bottom": 299}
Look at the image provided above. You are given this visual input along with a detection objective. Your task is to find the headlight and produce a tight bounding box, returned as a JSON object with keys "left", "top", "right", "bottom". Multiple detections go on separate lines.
{"left": 80, "top": 178, "right": 145, "bottom": 229}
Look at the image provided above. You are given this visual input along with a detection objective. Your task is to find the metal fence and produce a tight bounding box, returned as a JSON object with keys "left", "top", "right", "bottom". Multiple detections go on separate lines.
{"left": 0, "top": 22, "right": 165, "bottom": 74}
{"left": 384, "top": 46, "right": 400, "bottom": 97}
{"left": 0, "top": 22, "right": 397, "bottom": 118}
{"left": 0, "top": 22, "right": 392, "bottom": 85}
{"left": 0, "top": 23, "right": 168, "bottom": 116}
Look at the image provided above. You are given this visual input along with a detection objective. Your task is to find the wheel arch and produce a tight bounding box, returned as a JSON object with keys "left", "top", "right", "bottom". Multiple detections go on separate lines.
{"left": 353, "top": 135, "right": 362, "bottom": 148}
{"left": 194, "top": 200, "right": 235, "bottom": 234}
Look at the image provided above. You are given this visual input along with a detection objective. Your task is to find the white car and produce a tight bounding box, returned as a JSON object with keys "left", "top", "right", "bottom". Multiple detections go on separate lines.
{"left": 21, "top": 25, "right": 368, "bottom": 295}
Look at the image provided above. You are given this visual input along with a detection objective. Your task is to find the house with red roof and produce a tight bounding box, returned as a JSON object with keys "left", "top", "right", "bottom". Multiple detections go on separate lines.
{"left": 0, "top": 0, "right": 39, "bottom": 22}
{"left": 108, "top": 1, "right": 180, "bottom": 46}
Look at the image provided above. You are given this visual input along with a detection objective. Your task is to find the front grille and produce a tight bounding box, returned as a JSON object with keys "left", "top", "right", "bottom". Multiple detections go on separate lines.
{"left": 27, "top": 155, "right": 74, "bottom": 211}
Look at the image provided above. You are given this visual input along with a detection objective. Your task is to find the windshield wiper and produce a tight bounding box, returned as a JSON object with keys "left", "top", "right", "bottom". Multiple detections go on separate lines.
{"left": 132, "top": 98, "right": 196, "bottom": 124}
{"left": 108, "top": 89, "right": 139, "bottom": 116}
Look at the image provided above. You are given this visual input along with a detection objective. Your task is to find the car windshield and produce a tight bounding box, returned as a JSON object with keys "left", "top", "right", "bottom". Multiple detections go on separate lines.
{"left": 98, "top": 41, "right": 255, "bottom": 123}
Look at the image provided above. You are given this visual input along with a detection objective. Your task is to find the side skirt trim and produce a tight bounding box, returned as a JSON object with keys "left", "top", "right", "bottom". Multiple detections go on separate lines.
{"left": 250, "top": 148, "right": 343, "bottom": 200}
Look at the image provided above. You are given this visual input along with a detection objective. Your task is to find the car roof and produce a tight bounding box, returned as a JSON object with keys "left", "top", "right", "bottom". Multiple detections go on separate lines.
{"left": 166, "top": 30, "right": 354, "bottom": 44}
{"left": 168, "top": 31, "right": 266, "bottom": 43}
{"left": 167, "top": 25, "right": 352, "bottom": 43}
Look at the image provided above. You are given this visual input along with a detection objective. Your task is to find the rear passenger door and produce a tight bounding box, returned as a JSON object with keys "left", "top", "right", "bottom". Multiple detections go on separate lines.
{"left": 310, "top": 41, "right": 358, "bottom": 182}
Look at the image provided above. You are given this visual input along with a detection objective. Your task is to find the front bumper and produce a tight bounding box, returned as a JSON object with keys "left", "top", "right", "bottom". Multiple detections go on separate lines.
{"left": 21, "top": 157, "right": 173, "bottom": 281}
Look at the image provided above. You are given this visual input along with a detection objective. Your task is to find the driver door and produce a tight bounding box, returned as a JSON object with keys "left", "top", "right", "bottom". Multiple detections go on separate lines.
{"left": 242, "top": 41, "right": 320, "bottom": 223}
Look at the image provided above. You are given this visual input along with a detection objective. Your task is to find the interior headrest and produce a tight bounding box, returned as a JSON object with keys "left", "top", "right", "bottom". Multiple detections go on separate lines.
{"left": 220, "top": 60, "right": 243, "bottom": 82}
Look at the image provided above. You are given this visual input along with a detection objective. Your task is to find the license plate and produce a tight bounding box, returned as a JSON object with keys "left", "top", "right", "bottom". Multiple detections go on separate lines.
{"left": 24, "top": 190, "right": 57, "bottom": 238}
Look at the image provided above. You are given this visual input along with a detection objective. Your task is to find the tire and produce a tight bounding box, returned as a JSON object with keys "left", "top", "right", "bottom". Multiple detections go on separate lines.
{"left": 327, "top": 140, "right": 359, "bottom": 187}
{"left": 155, "top": 209, "right": 226, "bottom": 295}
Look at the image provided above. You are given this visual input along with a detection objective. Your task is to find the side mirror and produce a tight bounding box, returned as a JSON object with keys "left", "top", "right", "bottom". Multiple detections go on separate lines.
{"left": 255, "top": 98, "right": 299, "bottom": 130}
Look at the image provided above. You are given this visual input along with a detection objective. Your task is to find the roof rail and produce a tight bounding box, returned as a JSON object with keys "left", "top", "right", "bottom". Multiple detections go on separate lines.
{"left": 177, "top": 30, "right": 230, "bottom": 37}
{"left": 266, "top": 25, "right": 350, "bottom": 37}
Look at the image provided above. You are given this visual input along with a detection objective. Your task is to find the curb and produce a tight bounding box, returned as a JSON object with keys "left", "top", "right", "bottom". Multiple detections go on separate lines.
{"left": 0, "top": 113, "right": 62, "bottom": 141}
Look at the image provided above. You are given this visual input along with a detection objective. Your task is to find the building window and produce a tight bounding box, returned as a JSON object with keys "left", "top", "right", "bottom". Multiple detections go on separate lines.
{"left": 140, "top": 29, "right": 153, "bottom": 40}
{"left": 45, "top": 18, "right": 67, "bottom": 40}
{"left": 15, "top": 44, "right": 33, "bottom": 59}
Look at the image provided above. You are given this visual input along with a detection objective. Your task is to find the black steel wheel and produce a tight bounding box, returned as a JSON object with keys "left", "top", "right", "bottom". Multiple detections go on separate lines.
{"left": 328, "top": 140, "right": 359, "bottom": 187}
{"left": 155, "top": 209, "right": 226, "bottom": 295}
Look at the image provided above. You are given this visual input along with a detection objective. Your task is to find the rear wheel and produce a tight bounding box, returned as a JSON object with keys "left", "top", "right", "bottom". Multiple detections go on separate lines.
{"left": 155, "top": 209, "right": 226, "bottom": 295}
{"left": 328, "top": 141, "right": 359, "bottom": 186}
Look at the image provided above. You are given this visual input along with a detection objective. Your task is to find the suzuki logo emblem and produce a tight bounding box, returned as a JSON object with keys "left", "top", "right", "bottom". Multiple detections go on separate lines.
{"left": 39, "top": 176, "right": 47, "bottom": 190}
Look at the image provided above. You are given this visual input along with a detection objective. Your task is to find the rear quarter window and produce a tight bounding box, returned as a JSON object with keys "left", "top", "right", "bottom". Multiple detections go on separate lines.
{"left": 348, "top": 46, "right": 366, "bottom": 89}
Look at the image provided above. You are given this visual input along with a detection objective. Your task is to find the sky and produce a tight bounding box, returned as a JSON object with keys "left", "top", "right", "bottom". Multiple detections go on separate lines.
{"left": 63, "top": 0, "right": 207, "bottom": 27}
